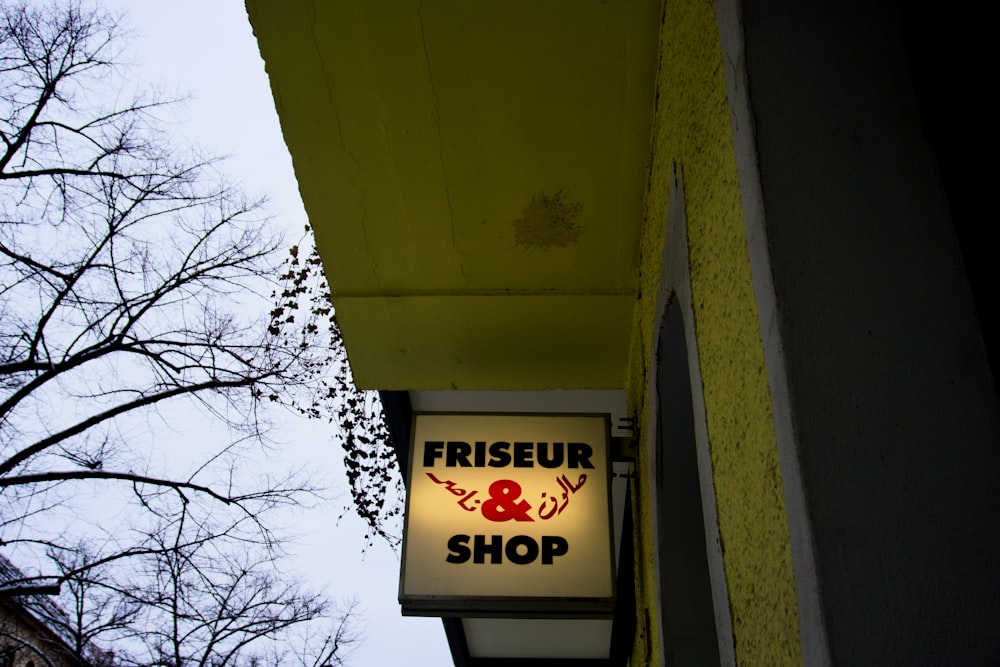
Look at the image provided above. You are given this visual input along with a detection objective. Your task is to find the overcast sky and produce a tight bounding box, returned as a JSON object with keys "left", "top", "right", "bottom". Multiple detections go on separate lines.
{"left": 96, "top": 1, "right": 452, "bottom": 664}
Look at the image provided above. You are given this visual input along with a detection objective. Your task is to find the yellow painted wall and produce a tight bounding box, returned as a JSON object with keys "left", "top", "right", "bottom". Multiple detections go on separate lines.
{"left": 628, "top": 1, "right": 802, "bottom": 664}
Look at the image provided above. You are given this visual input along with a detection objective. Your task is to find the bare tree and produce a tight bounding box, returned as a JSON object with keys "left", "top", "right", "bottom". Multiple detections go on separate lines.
{"left": 32, "top": 516, "right": 358, "bottom": 667}
{"left": 0, "top": 3, "right": 361, "bottom": 662}
{"left": 0, "top": 0, "right": 328, "bottom": 596}
{"left": 134, "top": 545, "right": 356, "bottom": 667}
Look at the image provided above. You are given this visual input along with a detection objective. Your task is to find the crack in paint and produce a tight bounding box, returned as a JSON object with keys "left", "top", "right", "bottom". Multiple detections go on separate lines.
{"left": 416, "top": 1, "right": 469, "bottom": 280}
{"left": 307, "top": 0, "right": 380, "bottom": 284}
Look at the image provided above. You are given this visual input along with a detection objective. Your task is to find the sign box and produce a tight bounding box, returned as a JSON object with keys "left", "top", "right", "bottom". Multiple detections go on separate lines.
{"left": 399, "top": 413, "right": 616, "bottom": 617}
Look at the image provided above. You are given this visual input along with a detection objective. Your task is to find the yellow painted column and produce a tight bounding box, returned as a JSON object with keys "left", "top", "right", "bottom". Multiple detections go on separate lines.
{"left": 628, "top": 0, "right": 802, "bottom": 664}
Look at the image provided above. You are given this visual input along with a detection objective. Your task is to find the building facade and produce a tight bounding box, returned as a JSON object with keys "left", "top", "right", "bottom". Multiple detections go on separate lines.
{"left": 0, "top": 557, "right": 86, "bottom": 667}
{"left": 248, "top": 1, "right": 999, "bottom": 664}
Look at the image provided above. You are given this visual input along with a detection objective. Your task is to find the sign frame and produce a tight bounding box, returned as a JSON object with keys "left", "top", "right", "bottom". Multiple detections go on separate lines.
{"left": 398, "top": 412, "right": 617, "bottom": 617}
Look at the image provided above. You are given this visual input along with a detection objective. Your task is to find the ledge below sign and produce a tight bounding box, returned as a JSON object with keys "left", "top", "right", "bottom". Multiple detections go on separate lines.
{"left": 399, "top": 412, "right": 616, "bottom": 617}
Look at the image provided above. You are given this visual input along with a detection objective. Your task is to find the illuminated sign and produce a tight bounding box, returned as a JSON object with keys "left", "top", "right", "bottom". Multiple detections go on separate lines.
{"left": 399, "top": 413, "right": 615, "bottom": 616}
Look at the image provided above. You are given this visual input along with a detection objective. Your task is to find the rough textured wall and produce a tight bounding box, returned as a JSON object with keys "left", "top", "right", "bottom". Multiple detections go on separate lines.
{"left": 628, "top": 0, "right": 802, "bottom": 664}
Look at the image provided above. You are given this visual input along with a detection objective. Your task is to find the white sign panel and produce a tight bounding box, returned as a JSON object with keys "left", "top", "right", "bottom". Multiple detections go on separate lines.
{"left": 399, "top": 413, "right": 615, "bottom": 616}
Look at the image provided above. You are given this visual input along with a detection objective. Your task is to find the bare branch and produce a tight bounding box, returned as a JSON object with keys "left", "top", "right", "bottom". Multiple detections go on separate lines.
{"left": 0, "top": 470, "right": 239, "bottom": 505}
{"left": 0, "top": 377, "right": 256, "bottom": 476}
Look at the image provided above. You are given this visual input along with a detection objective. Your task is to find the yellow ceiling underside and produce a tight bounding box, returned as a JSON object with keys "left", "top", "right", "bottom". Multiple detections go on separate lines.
{"left": 247, "top": 1, "right": 660, "bottom": 389}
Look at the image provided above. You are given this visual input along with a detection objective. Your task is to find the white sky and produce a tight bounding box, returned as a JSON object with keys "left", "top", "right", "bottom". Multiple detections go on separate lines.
{"left": 96, "top": 1, "right": 453, "bottom": 665}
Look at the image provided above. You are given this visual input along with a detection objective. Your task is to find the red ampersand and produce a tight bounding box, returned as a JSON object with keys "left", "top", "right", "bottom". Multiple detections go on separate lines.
{"left": 480, "top": 479, "right": 534, "bottom": 522}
